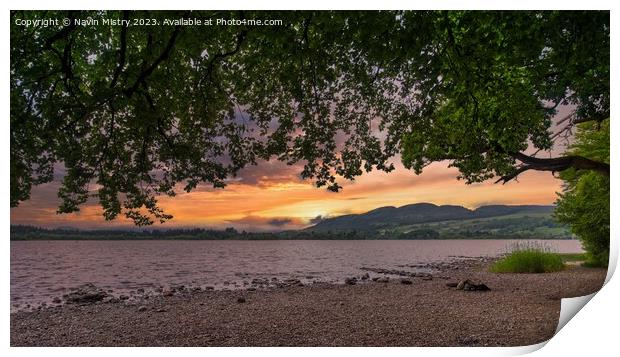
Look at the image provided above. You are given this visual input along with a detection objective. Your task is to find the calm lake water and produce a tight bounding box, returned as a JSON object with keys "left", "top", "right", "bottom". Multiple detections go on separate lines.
{"left": 11, "top": 239, "right": 583, "bottom": 308}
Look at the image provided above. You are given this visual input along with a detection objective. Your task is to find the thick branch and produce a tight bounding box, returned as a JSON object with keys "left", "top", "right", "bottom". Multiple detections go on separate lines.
{"left": 110, "top": 11, "right": 129, "bottom": 88}
{"left": 203, "top": 29, "right": 247, "bottom": 83}
{"left": 124, "top": 26, "right": 181, "bottom": 97}
{"left": 43, "top": 12, "right": 76, "bottom": 49}
{"left": 496, "top": 152, "right": 610, "bottom": 184}
{"left": 573, "top": 114, "right": 609, "bottom": 125}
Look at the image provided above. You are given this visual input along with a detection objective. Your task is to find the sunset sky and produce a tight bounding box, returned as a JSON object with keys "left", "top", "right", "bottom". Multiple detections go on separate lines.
{"left": 10, "top": 100, "right": 574, "bottom": 232}
{"left": 10, "top": 159, "right": 564, "bottom": 231}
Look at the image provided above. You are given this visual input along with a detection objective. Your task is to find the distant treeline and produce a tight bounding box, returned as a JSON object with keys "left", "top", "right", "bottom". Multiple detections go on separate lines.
{"left": 10, "top": 224, "right": 573, "bottom": 241}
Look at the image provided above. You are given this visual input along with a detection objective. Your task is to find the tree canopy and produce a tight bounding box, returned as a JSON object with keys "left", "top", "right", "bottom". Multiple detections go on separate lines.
{"left": 10, "top": 10, "right": 610, "bottom": 225}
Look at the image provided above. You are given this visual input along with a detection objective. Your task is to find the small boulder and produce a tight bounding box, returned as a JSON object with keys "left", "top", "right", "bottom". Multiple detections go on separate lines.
{"left": 63, "top": 283, "right": 109, "bottom": 304}
{"left": 400, "top": 278, "right": 412, "bottom": 285}
{"left": 472, "top": 283, "right": 490, "bottom": 291}
{"left": 446, "top": 282, "right": 458, "bottom": 288}
{"left": 237, "top": 297, "right": 246, "bottom": 303}
{"left": 376, "top": 277, "right": 390, "bottom": 283}
{"left": 344, "top": 277, "right": 357, "bottom": 285}
{"left": 137, "top": 306, "right": 147, "bottom": 312}
{"left": 456, "top": 279, "right": 490, "bottom": 291}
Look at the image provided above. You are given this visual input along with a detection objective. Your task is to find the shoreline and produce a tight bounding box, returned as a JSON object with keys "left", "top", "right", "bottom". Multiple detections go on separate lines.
{"left": 10, "top": 258, "right": 606, "bottom": 347}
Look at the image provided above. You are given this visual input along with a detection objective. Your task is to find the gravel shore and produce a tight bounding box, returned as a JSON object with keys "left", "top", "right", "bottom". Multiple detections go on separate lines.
{"left": 10, "top": 259, "right": 606, "bottom": 347}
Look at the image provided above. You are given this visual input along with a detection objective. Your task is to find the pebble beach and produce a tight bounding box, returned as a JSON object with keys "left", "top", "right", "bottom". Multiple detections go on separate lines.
{"left": 10, "top": 258, "right": 607, "bottom": 347}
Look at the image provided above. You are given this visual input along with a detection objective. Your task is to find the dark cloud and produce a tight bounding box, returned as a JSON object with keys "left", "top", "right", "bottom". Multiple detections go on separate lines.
{"left": 225, "top": 215, "right": 307, "bottom": 231}
{"left": 267, "top": 218, "right": 292, "bottom": 227}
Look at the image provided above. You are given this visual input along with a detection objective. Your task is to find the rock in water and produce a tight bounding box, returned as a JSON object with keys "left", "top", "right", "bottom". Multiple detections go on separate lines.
{"left": 63, "top": 283, "right": 109, "bottom": 304}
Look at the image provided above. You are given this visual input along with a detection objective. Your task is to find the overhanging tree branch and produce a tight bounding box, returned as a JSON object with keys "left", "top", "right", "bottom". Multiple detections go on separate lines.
{"left": 496, "top": 151, "right": 610, "bottom": 184}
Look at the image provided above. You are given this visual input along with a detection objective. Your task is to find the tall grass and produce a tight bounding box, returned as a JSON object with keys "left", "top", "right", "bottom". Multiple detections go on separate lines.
{"left": 490, "top": 241, "right": 565, "bottom": 273}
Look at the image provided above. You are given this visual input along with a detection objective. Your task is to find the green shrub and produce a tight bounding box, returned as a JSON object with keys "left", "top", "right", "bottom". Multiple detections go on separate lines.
{"left": 554, "top": 119, "right": 609, "bottom": 268}
{"left": 490, "top": 242, "right": 565, "bottom": 273}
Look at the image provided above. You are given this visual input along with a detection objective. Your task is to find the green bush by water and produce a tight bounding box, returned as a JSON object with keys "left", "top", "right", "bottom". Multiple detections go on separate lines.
{"left": 490, "top": 242, "right": 565, "bottom": 273}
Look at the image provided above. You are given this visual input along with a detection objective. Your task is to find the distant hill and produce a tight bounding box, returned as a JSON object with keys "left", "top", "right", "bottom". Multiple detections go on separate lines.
{"left": 11, "top": 204, "right": 571, "bottom": 240}
{"left": 307, "top": 203, "right": 558, "bottom": 233}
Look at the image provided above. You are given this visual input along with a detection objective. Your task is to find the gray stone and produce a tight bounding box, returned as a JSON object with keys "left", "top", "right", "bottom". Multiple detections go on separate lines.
{"left": 456, "top": 279, "right": 490, "bottom": 291}
{"left": 63, "top": 283, "right": 109, "bottom": 304}
{"left": 344, "top": 277, "right": 357, "bottom": 285}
